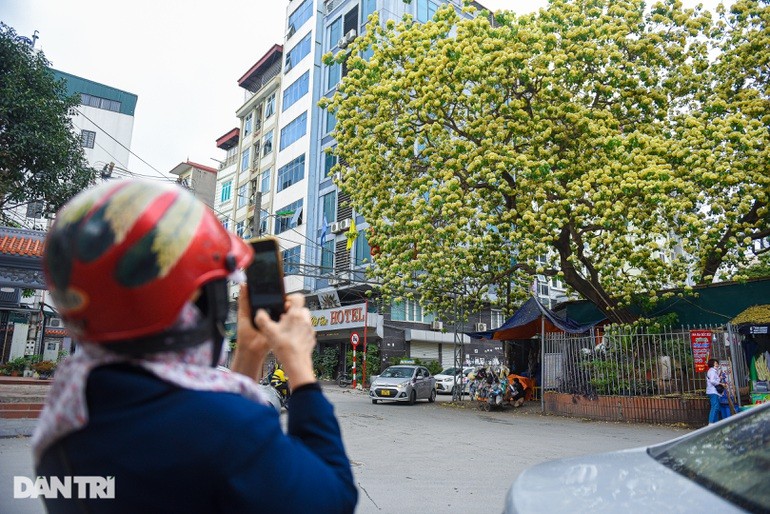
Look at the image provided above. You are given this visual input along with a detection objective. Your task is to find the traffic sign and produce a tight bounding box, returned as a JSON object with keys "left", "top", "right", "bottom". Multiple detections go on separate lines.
{"left": 351, "top": 332, "right": 360, "bottom": 347}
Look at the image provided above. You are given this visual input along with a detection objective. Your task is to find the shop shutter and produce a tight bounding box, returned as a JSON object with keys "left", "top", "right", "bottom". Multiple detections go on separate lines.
{"left": 410, "top": 341, "right": 439, "bottom": 363}
{"left": 441, "top": 347, "right": 456, "bottom": 370}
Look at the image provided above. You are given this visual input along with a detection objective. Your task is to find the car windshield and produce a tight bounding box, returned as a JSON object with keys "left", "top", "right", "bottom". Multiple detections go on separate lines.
{"left": 439, "top": 368, "right": 459, "bottom": 375}
{"left": 379, "top": 367, "right": 414, "bottom": 379}
{"left": 648, "top": 404, "right": 770, "bottom": 512}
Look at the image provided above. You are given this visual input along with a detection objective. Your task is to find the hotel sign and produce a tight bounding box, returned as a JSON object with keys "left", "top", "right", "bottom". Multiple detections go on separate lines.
{"left": 310, "top": 303, "right": 368, "bottom": 331}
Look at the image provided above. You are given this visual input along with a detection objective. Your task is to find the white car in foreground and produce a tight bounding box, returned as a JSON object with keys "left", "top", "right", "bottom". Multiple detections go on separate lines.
{"left": 504, "top": 401, "right": 770, "bottom": 513}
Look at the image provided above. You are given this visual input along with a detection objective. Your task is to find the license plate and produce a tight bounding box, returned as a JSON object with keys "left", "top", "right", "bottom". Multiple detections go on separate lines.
{"left": 380, "top": 390, "right": 391, "bottom": 396}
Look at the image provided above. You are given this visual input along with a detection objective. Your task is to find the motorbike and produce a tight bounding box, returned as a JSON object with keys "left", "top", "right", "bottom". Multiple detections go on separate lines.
{"left": 260, "top": 365, "right": 290, "bottom": 411}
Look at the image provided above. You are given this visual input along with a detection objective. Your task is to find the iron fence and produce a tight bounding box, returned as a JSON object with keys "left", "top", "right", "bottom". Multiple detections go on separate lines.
{"left": 543, "top": 324, "right": 749, "bottom": 404}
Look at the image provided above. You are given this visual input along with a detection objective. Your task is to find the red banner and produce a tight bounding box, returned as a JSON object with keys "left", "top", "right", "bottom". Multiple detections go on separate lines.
{"left": 690, "top": 330, "right": 713, "bottom": 373}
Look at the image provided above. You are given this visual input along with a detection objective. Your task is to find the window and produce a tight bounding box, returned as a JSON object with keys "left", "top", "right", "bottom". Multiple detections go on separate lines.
{"left": 321, "top": 191, "right": 336, "bottom": 224}
{"left": 282, "top": 71, "right": 309, "bottom": 111}
{"left": 327, "top": 62, "right": 341, "bottom": 90}
{"left": 264, "top": 93, "right": 276, "bottom": 119}
{"left": 280, "top": 112, "right": 307, "bottom": 151}
{"left": 236, "top": 220, "right": 245, "bottom": 238}
{"left": 221, "top": 218, "right": 230, "bottom": 231}
{"left": 80, "top": 93, "right": 121, "bottom": 113}
{"left": 26, "top": 201, "right": 44, "bottom": 219}
{"left": 288, "top": 0, "right": 313, "bottom": 35}
{"left": 238, "top": 184, "right": 248, "bottom": 208}
{"left": 244, "top": 113, "right": 253, "bottom": 136}
{"left": 320, "top": 240, "right": 334, "bottom": 274}
{"left": 261, "top": 168, "right": 271, "bottom": 193}
{"left": 491, "top": 309, "right": 504, "bottom": 329}
{"left": 362, "top": 0, "right": 376, "bottom": 22}
{"left": 221, "top": 180, "right": 232, "bottom": 202}
{"left": 343, "top": 5, "right": 359, "bottom": 35}
{"left": 285, "top": 33, "right": 312, "bottom": 72}
{"left": 80, "top": 129, "right": 96, "bottom": 149}
{"left": 416, "top": 0, "right": 439, "bottom": 22}
{"left": 328, "top": 16, "right": 342, "bottom": 49}
{"left": 277, "top": 154, "right": 305, "bottom": 192}
{"left": 282, "top": 245, "right": 301, "bottom": 275}
{"left": 323, "top": 150, "right": 338, "bottom": 177}
{"left": 391, "top": 299, "right": 430, "bottom": 322}
{"left": 325, "top": 109, "right": 337, "bottom": 134}
{"left": 263, "top": 132, "right": 273, "bottom": 156}
{"left": 275, "top": 199, "right": 303, "bottom": 234}
{"left": 250, "top": 179, "right": 259, "bottom": 204}
{"left": 354, "top": 229, "right": 371, "bottom": 266}
{"left": 259, "top": 209, "right": 268, "bottom": 236}
{"left": 252, "top": 142, "right": 261, "bottom": 167}
{"left": 241, "top": 147, "right": 251, "bottom": 172}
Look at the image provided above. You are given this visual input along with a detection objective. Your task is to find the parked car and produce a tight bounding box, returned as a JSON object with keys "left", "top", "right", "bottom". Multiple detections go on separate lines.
{"left": 370, "top": 365, "right": 436, "bottom": 405}
{"left": 503, "top": 401, "right": 770, "bottom": 513}
{"left": 434, "top": 366, "right": 474, "bottom": 395}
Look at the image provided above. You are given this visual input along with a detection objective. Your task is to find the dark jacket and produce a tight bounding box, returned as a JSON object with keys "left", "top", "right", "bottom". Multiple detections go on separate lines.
{"left": 37, "top": 364, "right": 357, "bottom": 513}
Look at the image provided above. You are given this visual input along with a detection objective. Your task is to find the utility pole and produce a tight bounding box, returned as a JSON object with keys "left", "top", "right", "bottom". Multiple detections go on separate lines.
{"left": 252, "top": 191, "right": 262, "bottom": 236}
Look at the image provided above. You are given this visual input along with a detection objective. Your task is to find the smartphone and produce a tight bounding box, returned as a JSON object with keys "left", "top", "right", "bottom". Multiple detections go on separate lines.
{"left": 245, "top": 237, "right": 286, "bottom": 326}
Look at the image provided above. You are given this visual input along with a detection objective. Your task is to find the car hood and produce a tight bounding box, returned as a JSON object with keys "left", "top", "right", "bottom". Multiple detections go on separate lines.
{"left": 434, "top": 374, "right": 458, "bottom": 380}
{"left": 372, "top": 377, "right": 411, "bottom": 387}
{"left": 505, "top": 446, "right": 743, "bottom": 514}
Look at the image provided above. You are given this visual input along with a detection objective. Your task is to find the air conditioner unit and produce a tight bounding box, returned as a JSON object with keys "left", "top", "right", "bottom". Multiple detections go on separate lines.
{"left": 329, "top": 221, "right": 341, "bottom": 233}
{"left": 333, "top": 171, "right": 343, "bottom": 182}
{"left": 474, "top": 323, "right": 487, "bottom": 332}
{"left": 344, "top": 29, "right": 357, "bottom": 43}
{"left": 337, "top": 218, "right": 352, "bottom": 231}
{"left": 328, "top": 276, "right": 340, "bottom": 286}
{"left": 337, "top": 37, "right": 349, "bottom": 49}
{"left": 431, "top": 321, "right": 443, "bottom": 331}
{"left": 49, "top": 318, "right": 62, "bottom": 328}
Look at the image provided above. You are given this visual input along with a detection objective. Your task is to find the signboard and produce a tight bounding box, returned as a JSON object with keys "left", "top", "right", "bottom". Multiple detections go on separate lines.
{"left": 310, "top": 303, "right": 368, "bottom": 331}
{"left": 689, "top": 330, "right": 713, "bottom": 373}
{"left": 751, "top": 326, "right": 768, "bottom": 335}
{"left": 350, "top": 332, "right": 359, "bottom": 348}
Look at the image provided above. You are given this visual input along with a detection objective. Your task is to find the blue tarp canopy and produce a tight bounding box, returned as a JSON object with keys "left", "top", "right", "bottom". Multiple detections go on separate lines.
{"left": 467, "top": 297, "right": 598, "bottom": 340}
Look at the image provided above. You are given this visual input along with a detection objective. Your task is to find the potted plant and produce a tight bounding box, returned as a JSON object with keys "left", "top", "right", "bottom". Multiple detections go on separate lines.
{"left": 32, "top": 360, "right": 57, "bottom": 379}
{"left": 4, "top": 356, "right": 29, "bottom": 377}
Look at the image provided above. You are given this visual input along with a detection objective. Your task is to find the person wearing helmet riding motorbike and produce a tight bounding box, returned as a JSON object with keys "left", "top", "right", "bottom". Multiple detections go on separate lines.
{"left": 32, "top": 179, "right": 357, "bottom": 513}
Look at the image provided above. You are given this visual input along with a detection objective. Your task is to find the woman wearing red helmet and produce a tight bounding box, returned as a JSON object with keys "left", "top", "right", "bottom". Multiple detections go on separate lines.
{"left": 32, "top": 179, "right": 357, "bottom": 513}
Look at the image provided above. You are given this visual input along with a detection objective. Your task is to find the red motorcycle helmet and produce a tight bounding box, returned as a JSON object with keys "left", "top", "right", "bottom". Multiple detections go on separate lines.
{"left": 43, "top": 179, "right": 253, "bottom": 344}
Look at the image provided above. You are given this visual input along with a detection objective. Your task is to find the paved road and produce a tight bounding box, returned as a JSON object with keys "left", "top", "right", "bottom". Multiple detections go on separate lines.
{"left": 328, "top": 387, "right": 689, "bottom": 513}
{"left": 0, "top": 385, "right": 691, "bottom": 514}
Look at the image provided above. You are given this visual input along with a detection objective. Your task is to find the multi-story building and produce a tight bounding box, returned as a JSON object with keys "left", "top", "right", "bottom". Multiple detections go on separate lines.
{"left": 54, "top": 69, "right": 137, "bottom": 180}
{"left": 4, "top": 69, "right": 137, "bottom": 230}
{"left": 220, "top": 1, "right": 570, "bottom": 375}
{"left": 168, "top": 161, "right": 218, "bottom": 209}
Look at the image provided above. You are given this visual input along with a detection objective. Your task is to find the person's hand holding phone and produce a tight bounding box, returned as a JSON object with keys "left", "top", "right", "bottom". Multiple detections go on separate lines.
{"left": 230, "top": 284, "right": 272, "bottom": 381}
{"left": 254, "top": 294, "right": 317, "bottom": 391}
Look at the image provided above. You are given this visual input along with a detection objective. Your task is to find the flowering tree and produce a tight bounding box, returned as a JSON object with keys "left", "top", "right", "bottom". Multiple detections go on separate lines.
{"left": 323, "top": 0, "right": 766, "bottom": 324}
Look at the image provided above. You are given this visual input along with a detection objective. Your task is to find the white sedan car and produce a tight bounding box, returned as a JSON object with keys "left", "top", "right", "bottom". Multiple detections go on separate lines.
{"left": 504, "top": 401, "right": 770, "bottom": 513}
{"left": 434, "top": 366, "right": 474, "bottom": 395}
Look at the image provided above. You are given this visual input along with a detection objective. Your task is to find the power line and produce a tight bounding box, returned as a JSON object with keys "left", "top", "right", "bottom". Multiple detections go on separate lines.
{"left": 74, "top": 108, "right": 170, "bottom": 181}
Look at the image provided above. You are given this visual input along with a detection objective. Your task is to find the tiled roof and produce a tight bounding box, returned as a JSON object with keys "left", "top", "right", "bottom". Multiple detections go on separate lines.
{"left": 0, "top": 227, "right": 46, "bottom": 290}
{"left": 0, "top": 234, "right": 45, "bottom": 257}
